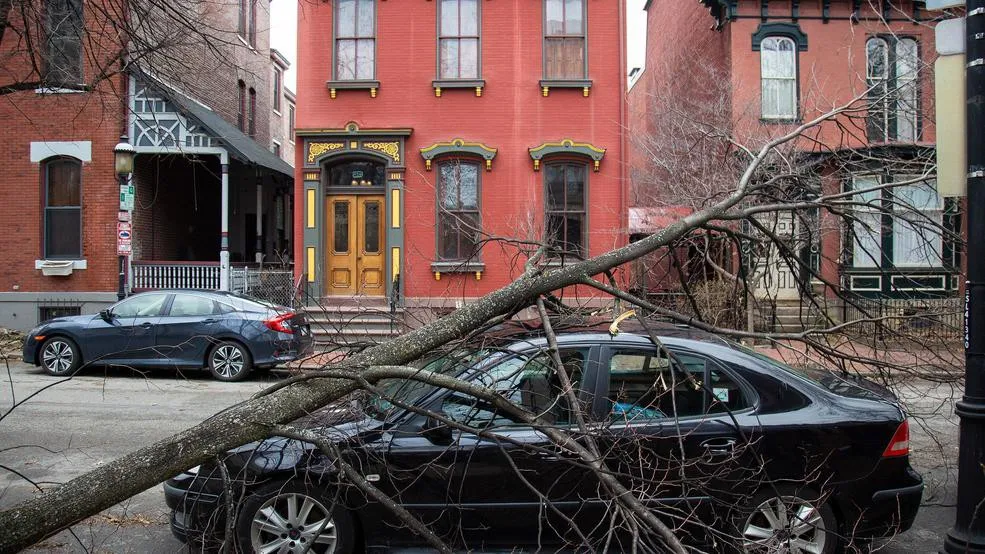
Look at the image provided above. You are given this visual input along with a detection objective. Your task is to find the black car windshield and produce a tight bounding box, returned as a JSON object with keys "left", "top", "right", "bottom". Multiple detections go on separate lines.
{"left": 364, "top": 349, "right": 489, "bottom": 420}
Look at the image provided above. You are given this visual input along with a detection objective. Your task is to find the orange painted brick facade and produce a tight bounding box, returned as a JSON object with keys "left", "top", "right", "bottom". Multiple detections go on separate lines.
{"left": 295, "top": 0, "right": 628, "bottom": 303}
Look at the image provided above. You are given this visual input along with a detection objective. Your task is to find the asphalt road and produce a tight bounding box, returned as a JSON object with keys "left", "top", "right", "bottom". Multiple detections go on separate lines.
{"left": 0, "top": 361, "right": 960, "bottom": 553}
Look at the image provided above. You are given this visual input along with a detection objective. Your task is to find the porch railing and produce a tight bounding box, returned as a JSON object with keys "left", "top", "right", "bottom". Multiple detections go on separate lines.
{"left": 132, "top": 261, "right": 221, "bottom": 291}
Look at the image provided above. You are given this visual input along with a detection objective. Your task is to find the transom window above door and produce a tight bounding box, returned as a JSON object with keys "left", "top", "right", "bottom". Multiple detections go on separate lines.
{"left": 327, "top": 161, "right": 386, "bottom": 189}
{"left": 438, "top": 0, "right": 480, "bottom": 81}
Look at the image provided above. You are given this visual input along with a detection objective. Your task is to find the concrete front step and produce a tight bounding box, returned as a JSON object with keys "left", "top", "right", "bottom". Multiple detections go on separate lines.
{"left": 303, "top": 303, "right": 405, "bottom": 350}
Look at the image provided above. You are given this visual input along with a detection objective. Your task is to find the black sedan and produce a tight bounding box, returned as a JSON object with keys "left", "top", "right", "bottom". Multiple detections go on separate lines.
{"left": 164, "top": 321, "right": 922, "bottom": 552}
{"left": 23, "top": 290, "right": 312, "bottom": 381}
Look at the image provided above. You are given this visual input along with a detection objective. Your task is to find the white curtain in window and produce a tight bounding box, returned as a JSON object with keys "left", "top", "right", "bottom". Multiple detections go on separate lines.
{"left": 852, "top": 176, "right": 882, "bottom": 268}
{"left": 895, "top": 38, "right": 919, "bottom": 142}
{"left": 761, "top": 37, "right": 797, "bottom": 119}
{"left": 892, "top": 179, "right": 942, "bottom": 267}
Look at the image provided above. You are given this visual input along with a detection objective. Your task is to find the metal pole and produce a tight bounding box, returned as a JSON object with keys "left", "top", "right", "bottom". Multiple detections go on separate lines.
{"left": 944, "top": 1, "right": 985, "bottom": 552}
{"left": 117, "top": 172, "right": 127, "bottom": 301}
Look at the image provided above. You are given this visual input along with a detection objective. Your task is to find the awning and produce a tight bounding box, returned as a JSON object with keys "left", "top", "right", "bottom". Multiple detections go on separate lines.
{"left": 164, "top": 90, "right": 294, "bottom": 178}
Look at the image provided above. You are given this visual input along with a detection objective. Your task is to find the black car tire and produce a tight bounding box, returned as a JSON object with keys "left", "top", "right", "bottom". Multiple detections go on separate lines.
{"left": 207, "top": 341, "right": 252, "bottom": 382}
{"left": 39, "top": 336, "right": 82, "bottom": 376}
{"left": 729, "top": 486, "right": 838, "bottom": 554}
{"left": 235, "top": 480, "right": 355, "bottom": 554}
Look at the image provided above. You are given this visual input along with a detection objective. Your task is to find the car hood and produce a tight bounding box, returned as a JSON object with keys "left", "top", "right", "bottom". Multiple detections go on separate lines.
{"left": 39, "top": 314, "right": 94, "bottom": 327}
{"left": 225, "top": 416, "right": 385, "bottom": 475}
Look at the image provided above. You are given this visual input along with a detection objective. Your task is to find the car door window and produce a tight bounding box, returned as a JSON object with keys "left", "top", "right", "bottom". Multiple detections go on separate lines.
{"left": 441, "top": 348, "right": 587, "bottom": 428}
{"left": 113, "top": 294, "right": 168, "bottom": 318}
{"left": 606, "top": 349, "right": 742, "bottom": 422}
{"left": 169, "top": 295, "right": 217, "bottom": 317}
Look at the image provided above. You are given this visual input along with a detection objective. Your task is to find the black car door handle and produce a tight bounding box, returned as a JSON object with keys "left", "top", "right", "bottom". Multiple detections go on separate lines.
{"left": 534, "top": 451, "right": 560, "bottom": 461}
{"left": 140, "top": 322, "right": 153, "bottom": 328}
{"left": 700, "top": 438, "right": 737, "bottom": 456}
{"left": 201, "top": 318, "right": 217, "bottom": 324}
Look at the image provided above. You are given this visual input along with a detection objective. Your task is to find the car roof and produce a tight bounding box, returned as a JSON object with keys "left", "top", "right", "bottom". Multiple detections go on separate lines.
{"left": 469, "top": 316, "right": 732, "bottom": 353}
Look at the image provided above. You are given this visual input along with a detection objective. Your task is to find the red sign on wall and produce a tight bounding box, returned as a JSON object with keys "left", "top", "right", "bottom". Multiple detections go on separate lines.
{"left": 117, "top": 222, "right": 132, "bottom": 256}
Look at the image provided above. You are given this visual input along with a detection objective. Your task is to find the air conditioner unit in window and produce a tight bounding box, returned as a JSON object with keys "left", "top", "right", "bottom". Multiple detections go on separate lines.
{"left": 39, "top": 260, "right": 74, "bottom": 277}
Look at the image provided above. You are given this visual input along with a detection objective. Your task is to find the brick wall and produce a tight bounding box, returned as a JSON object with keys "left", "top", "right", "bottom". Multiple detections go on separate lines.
{"left": 295, "top": 0, "right": 628, "bottom": 300}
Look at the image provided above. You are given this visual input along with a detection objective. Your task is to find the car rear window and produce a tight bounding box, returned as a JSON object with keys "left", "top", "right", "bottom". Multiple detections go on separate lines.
{"left": 221, "top": 292, "right": 281, "bottom": 311}
{"left": 731, "top": 343, "right": 827, "bottom": 386}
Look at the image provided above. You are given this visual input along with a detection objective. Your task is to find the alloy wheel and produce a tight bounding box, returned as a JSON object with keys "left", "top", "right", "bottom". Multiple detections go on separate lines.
{"left": 41, "top": 340, "right": 75, "bottom": 374}
{"left": 211, "top": 345, "right": 244, "bottom": 379}
{"left": 250, "top": 492, "right": 338, "bottom": 554}
{"left": 741, "top": 495, "right": 827, "bottom": 554}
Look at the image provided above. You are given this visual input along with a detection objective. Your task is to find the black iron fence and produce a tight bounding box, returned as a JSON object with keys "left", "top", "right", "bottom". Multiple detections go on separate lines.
{"left": 841, "top": 295, "right": 964, "bottom": 341}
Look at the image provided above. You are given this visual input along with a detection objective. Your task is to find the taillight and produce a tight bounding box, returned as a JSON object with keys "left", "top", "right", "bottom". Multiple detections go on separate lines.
{"left": 882, "top": 420, "right": 910, "bottom": 458}
{"left": 263, "top": 313, "right": 294, "bottom": 334}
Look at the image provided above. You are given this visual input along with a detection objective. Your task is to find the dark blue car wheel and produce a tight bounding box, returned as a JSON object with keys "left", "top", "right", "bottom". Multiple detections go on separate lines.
{"left": 208, "top": 341, "right": 252, "bottom": 382}
{"left": 39, "top": 337, "right": 81, "bottom": 376}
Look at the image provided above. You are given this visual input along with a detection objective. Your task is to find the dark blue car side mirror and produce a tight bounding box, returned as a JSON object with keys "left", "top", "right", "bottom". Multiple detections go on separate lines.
{"left": 99, "top": 309, "right": 113, "bottom": 321}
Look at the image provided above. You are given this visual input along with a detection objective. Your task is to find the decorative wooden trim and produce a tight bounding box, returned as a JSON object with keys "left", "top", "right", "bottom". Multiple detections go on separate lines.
{"left": 363, "top": 141, "right": 401, "bottom": 163}
{"left": 307, "top": 142, "right": 345, "bottom": 163}
{"left": 751, "top": 22, "right": 808, "bottom": 51}
{"left": 539, "top": 79, "right": 593, "bottom": 97}
{"left": 420, "top": 138, "right": 498, "bottom": 171}
{"left": 326, "top": 80, "right": 381, "bottom": 99}
{"left": 303, "top": 172, "right": 319, "bottom": 181}
{"left": 296, "top": 122, "right": 413, "bottom": 137}
{"left": 529, "top": 139, "right": 606, "bottom": 172}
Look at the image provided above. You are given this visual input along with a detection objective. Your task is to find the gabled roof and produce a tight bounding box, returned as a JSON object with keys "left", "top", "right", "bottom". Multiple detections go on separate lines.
{"left": 158, "top": 81, "right": 294, "bottom": 177}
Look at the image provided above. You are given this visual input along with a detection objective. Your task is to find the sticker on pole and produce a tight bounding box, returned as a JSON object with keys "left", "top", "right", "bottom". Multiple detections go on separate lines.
{"left": 117, "top": 222, "right": 132, "bottom": 255}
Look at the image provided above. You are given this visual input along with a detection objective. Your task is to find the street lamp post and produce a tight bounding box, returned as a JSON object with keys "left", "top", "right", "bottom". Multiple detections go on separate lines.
{"left": 113, "top": 137, "right": 135, "bottom": 302}
{"left": 944, "top": 1, "right": 985, "bottom": 552}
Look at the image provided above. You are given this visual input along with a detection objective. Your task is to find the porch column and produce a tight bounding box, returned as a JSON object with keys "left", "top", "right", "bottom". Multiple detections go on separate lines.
{"left": 220, "top": 157, "right": 230, "bottom": 291}
{"left": 255, "top": 183, "right": 263, "bottom": 263}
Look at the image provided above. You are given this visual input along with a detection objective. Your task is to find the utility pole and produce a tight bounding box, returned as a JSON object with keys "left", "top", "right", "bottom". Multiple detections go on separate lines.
{"left": 944, "top": 0, "right": 985, "bottom": 551}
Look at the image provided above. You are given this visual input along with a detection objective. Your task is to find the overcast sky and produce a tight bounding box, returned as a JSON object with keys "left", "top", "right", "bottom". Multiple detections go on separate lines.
{"left": 269, "top": 0, "right": 648, "bottom": 92}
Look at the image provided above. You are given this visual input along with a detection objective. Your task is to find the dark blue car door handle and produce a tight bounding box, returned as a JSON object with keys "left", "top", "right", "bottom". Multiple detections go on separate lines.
{"left": 140, "top": 322, "right": 153, "bottom": 328}
{"left": 201, "top": 318, "right": 218, "bottom": 324}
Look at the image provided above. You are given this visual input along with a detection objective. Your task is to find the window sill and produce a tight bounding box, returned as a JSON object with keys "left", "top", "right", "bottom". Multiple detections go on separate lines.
{"left": 35, "top": 87, "right": 86, "bottom": 95}
{"left": 273, "top": 109, "right": 282, "bottom": 117}
{"left": 432, "top": 79, "right": 486, "bottom": 97}
{"left": 326, "top": 80, "right": 381, "bottom": 98}
{"left": 760, "top": 117, "right": 801, "bottom": 125}
{"left": 539, "top": 79, "right": 593, "bottom": 97}
{"left": 431, "top": 261, "right": 485, "bottom": 280}
{"left": 35, "top": 259, "right": 87, "bottom": 270}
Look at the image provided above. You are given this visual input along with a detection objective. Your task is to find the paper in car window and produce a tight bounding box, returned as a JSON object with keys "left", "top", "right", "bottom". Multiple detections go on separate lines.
{"left": 714, "top": 388, "right": 730, "bottom": 402}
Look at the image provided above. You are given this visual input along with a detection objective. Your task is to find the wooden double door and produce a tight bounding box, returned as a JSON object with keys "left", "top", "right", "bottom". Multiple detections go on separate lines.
{"left": 326, "top": 194, "right": 386, "bottom": 296}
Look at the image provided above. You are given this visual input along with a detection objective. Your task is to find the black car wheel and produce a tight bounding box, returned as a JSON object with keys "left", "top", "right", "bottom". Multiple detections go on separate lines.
{"left": 235, "top": 480, "right": 355, "bottom": 554}
{"left": 208, "top": 341, "right": 252, "bottom": 382}
{"left": 39, "top": 337, "right": 81, "bottom": 376}
{"left": 732, "top": 487, "right": 837, "bottom": 554}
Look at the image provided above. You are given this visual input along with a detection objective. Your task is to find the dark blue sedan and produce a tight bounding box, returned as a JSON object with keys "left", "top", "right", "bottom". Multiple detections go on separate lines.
{"left": 22, "top": 290, "right": 313, "bottom": 381}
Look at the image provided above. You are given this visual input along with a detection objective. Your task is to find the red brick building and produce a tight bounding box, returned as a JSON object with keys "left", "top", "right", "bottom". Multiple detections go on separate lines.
{"left": 0, "top": 0, "right": 293, "bottom": 331}
{"left": 294, "top": 0, "right": 628, "bottom": 315}
{"left": 630, "top": 1, "right": 959, "bottom": 329}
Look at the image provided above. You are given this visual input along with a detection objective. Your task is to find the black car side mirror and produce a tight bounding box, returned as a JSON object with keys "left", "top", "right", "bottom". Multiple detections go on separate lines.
{"left": 421, "top": 416, "right": 453, "bottom": 445}
{"left": 99, "top": 309, "right": 113, "bottom": 321}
